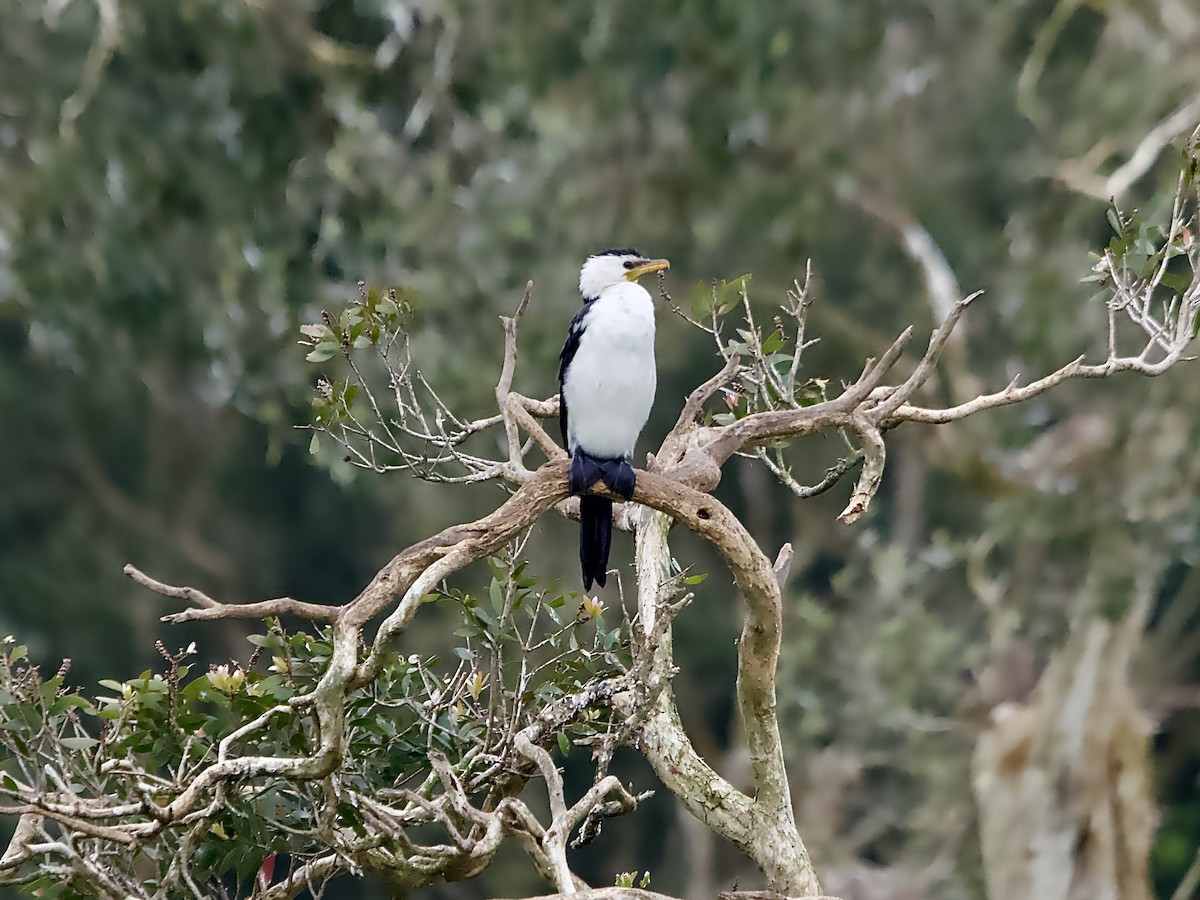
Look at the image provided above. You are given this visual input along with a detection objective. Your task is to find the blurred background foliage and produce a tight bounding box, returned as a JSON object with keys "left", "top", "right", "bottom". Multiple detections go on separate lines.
{"left": 1, "top": 0, "right": 1199, "bottom": 897}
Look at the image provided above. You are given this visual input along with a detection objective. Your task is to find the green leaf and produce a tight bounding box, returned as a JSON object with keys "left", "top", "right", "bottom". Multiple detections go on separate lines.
{"left": 472, "top": 606, "right": 497, "bottom": 631}
{"left": 50, "top": 694, "right": 95, "bottom": 715}
{"left": 59, "top": 736, "right": 99, "bottom": 751}
{"left": 305, "top": 343, "right": 339, "bottom": 363}
{"left": 299, "top": 323, "right": 330, "bottom": 340}
{"left": 1161, "top": 271, "right": 1193, "bottom": 292}
{"left": 489, "top": 579, "right": 505, "bottom": 616}
{"left": 557, "top": 731, "right": 571, "bottom": 756}
{"left": 308, "top": 433, "right": 320, "bottom": 455}
{"left": 310, "top": 396, "right": 332, "bottom": 426}
{"left": 683, "top": 573, "right": 709, "bottom": 585}
{"left": 715, "top": 274, "right": 751, "bottom": 313}
{"left": 762, "top": 330, "right": 787, "bottom": 355}
{"left": 1107, "top": 207, "right": 1122, "bottom": 235}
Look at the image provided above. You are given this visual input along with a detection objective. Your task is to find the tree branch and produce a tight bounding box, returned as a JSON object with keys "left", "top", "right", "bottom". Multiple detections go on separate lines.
{"left": 123, "top": 564, "right": 340, "bottom": 624}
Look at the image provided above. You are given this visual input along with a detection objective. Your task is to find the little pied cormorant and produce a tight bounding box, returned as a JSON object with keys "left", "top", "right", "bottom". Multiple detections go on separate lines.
{"left": 558, "top": 249, "right": 669, "bottom": 591}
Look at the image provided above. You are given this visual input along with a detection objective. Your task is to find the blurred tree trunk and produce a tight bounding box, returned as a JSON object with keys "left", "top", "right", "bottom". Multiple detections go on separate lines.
{"left": 972, "top": 587, "right": 1156, "bottom": 900}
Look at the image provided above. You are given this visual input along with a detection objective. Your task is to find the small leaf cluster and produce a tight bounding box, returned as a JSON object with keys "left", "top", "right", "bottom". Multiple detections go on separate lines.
{"left": 303, "top": 284, "right": 417, "bottom": 455}
{"left": 426, "top": 554, "right": 632, "bottom": 758}
{"left": 1, "top": 638, "right": 95, "bottom": 764}
{"left": 614, "top": 870, "right": 652, "bottom": 888}
{"left": 686, "top": 274, "right": 754, "bottom": 321}
{"left": 1085, "top": 202, "right": 1197, "bottom": 299}
{"left": 300, "top": 284, "right": 415, "bottom": 364}
{"left": 683, "top": 276, "right": 826, "bottom": 426}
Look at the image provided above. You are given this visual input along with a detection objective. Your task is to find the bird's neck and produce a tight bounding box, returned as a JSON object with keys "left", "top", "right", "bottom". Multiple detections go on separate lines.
{"left": 592, "top": 282, "right": 655, "bottom": 318}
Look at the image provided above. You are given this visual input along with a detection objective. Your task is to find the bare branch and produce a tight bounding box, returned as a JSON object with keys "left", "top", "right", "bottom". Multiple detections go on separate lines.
{"left": 510, "top": 393, "right": 567, "bottom": 462}
{"left": 0, "top": 805, "right": 137, "bottom": 846}
{"left": 657, "top": 356, "right": 742, "bottom": 467}
{"left": 122, "top": 564, "right": 218, "bottom": 609}
{"left": 515, "top": 734, "right": 568, "bottom": 825}
{"left": 123, "top": 564, "right": 340, "bottom": 624}
{"left": 755, "top": 446, "right": 863, "bottom": 501}
{"left": 496, "top": 281, "right": 536, "bottom": 469}
{"left": 837, "top": 419, "right": 886, "bottom": 525}
{"left": 868, "top": 290, "right": 983, "bottom": 419}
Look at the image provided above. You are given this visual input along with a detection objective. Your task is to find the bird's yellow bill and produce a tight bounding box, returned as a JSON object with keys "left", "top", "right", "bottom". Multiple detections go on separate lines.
{"left": 624, "top": 258, "right": 670, "bottom": 281}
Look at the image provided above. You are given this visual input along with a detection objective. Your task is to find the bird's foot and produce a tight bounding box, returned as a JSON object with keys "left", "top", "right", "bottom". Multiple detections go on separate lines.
{"left": 568, "top": 453, "right": 636, "bottom": 501}
{"left": 568, "top": 452, "right": 596, "bottom": 496}
{"left": 601, "top": 460, "right": 637, "bottom": 501}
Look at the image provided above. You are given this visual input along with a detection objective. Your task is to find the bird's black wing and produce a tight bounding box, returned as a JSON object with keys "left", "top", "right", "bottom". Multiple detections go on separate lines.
{"left": 557, "top": 305, "right": 588, "bottom": 448}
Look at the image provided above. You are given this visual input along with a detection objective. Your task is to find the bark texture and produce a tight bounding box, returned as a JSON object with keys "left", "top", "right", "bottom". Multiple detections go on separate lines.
{"left": 972, "top": 608, "right": 1156, "bottom": 900}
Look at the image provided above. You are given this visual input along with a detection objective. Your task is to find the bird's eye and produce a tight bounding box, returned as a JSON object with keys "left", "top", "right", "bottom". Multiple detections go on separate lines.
{"left": 623, "top": 260, "right": 636, "bottom": 269}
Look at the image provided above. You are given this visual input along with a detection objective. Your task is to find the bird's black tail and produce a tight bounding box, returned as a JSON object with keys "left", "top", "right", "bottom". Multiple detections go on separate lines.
{"left": 579, "top": 494, "right": 613, "bottom": 591}
{"left": 569, "top": 451, "right": 636, "bottom": 591}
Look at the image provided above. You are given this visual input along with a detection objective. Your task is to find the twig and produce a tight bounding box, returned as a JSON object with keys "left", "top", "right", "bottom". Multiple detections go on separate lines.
{"left": 496, "top": 281, "right": 536, "bottom": 468}
{"left": 124, "top": 565, "right": 339, "bottom": 625}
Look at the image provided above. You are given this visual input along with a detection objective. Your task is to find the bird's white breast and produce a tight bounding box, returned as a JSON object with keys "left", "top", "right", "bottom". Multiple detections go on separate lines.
{"left": 563, "top": 282, "right": 657, "bottom": 459}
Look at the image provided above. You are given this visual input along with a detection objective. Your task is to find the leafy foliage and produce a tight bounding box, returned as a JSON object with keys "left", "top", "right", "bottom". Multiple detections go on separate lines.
{"left": 0, "top": 516, "right": 658, "bottom": 895}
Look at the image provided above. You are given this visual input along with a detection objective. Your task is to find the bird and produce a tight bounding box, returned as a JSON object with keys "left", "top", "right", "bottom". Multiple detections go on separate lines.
{"left": 558, "top": 249, "right": 668, "bottom": 591}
